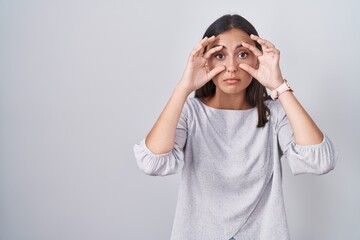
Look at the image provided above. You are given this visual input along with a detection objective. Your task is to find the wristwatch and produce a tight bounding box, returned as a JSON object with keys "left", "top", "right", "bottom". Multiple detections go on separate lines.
{"left": 270, "top": 79, "right": 293, "bottom": 100}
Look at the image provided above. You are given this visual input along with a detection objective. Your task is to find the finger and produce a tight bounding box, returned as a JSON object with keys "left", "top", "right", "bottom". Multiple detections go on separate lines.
{"left": 250, "top": 34, "right": 275, "bottom": 49}
{"left": 250, "top": 34, "right": 274, "bottom": 47}
{"left": 207, "top": 65, "right": 226, "bottom": 80}
{"left": 198, "top": 35, "right": 216, "bottom": 49}
{"left": 239, "top": 63, "right": 257, "bottom": 77}
{"left": 203, "top": 35, "right": 216, "bottom": 43}
{"left": 241, "top": 42, "right": 262, "bottom": 57}
{"left": 190, "top": 44, "right": 203, "bottom": 58}
{"left": 263, "top": 46, "right": 281, "bottom": 56}
{"left": 192, "top": 36, "right": 216, "bottom": 57}
{"left": 264, "top": 48, "right": 280, "bottom": 55}
{"left": 203, "top": 45, "right": 223, "bottom": 59}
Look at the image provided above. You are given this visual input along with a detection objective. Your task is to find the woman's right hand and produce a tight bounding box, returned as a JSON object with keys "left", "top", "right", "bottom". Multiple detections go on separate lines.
{"left": 145, "top": 37, "right": 224, "bottom": 154}
{"left": 177, "top": 36, "right": 226, "bottom": 94}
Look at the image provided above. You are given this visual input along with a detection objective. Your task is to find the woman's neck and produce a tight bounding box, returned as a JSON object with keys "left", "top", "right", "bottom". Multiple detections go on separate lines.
{"left": 202, "top": 91, "right": 252, "bottom": 110}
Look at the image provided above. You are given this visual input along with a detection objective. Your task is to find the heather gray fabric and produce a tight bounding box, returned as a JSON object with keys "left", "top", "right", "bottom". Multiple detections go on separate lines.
{"left": 134, "top": 97, "right": 337, "bottom": 240}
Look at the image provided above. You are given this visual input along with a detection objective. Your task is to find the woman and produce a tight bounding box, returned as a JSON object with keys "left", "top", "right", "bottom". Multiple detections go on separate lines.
{"left": 133, "top": 14, "right": 337, "bottom": 240}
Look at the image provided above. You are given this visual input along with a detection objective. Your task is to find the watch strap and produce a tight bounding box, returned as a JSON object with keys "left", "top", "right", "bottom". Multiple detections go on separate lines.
{"left": 270, "top": 79, "right": 292, "bottom": 100}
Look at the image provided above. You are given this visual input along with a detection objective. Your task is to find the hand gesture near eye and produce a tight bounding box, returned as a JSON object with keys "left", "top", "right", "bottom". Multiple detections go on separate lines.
{"left": 239, "top": 35, "right": 284, "bottom": 90}
{"left": 177, "top": 36, "right": 226, "bottom": 95}
{"left": 145, "top": 37, "right": 225, "bottom": 154}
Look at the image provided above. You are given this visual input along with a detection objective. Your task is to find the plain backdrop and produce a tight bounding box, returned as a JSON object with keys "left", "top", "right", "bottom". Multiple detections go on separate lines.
{"left": 1, "top": 0, "right": 359, "bottom": 239}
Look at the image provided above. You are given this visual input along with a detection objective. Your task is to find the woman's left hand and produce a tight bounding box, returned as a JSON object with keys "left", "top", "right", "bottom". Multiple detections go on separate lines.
{"left": 239, "top": 34, "right": 284, "bottom": 90}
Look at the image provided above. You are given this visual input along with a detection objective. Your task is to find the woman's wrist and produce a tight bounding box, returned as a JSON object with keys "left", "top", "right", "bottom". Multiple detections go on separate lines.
{"left": 269, "top": 77, "right": 285, "bottom": 91}
{"left": 270, "top": 79, "right": 293, "bottom": 100}
{"left": 175, "top": 82, "right": 194, "bottom": 98}
{"left": 173, "top": 85, "right": 192, "bottom": 101}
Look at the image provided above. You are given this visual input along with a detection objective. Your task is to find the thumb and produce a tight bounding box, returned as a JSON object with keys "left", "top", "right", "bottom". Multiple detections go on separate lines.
{"left": 239, "top": 63, "right": 257, "bottom": 78}
{"left": 208, "top": 65, "right": 226, "bottom": 80}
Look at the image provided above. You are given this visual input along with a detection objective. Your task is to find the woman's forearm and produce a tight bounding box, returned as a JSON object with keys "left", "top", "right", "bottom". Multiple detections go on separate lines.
{"left": 144, "top": 36, "right": 224, "bottom": 154}
{"left": 278, "top": 91, "right": 324, "bottom": 145}
{"left": 145, "top": 84, "right": 190, "bottom": 154}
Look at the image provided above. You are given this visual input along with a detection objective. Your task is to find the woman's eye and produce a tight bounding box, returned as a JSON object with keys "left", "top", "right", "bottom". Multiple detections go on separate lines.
{"left": 214, "top": 53, "right": 225, "bottom": 60}
{"left": 238, "top": 52, "right": 249, "bottom": 59}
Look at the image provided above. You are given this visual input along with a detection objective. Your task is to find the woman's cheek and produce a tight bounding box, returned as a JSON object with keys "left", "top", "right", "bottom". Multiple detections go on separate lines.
{"left": 237, "top": 55, "right": 257, "bottom": 66}
{"left": 248, "top": 55, "right": 258, "bottom": 67}
{"left": 208, "top": 59, "right": 223, "bottom": 70}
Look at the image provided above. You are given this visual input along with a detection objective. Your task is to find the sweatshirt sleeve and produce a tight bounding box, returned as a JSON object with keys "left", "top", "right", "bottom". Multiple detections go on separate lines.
{"left": 275, "top": 102, "right": 338, "bottom": 175}
{"left": 133, "top": 102, "right": 188, "bottom": 176}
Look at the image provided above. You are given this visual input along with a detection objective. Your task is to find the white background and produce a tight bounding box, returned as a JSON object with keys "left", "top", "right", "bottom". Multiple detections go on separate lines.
{"left": 1, "top": 0, "right": 359, "bottom": 239}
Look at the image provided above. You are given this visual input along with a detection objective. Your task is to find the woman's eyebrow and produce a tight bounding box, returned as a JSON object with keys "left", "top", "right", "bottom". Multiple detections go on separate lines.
{"left": 236, "top": 44, "right": 245, "bottom": 49}
{"left": 210, "top": 44, "right": 245, "bottom": 49}
{"left": 211, "top": 44, "right": 226, "bottom": 49}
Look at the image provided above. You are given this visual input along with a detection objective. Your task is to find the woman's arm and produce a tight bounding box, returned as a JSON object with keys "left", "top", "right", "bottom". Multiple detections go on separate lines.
{"left": 145, "top": 85, "right": 190, "bottom": 154}
{"left": 240, "top": 35, "right": 323, "bottom": 145}
{"left": 278, "top": 91, "right": 323, "bottom": 145}
{"left": 145, "top": 36, "right": 225, "bottom": 154}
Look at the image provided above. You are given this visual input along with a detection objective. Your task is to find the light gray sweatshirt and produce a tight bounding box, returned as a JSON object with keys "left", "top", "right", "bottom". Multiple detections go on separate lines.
{"left": 133, "top": 97, "right": 337, "bottom": 240}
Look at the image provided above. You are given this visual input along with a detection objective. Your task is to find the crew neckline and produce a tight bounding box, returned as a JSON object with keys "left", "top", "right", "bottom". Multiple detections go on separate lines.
{"left": 194, "top": 97, "right": 256, "bottom": 112}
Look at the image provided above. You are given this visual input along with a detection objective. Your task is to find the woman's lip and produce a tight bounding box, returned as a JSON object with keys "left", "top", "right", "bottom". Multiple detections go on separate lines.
{"left": 224, "top": 78, "right": 240, "bottom": 84}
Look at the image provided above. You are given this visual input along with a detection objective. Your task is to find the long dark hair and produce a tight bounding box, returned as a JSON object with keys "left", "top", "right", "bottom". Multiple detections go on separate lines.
{"left": 194, "top": 14, "right": 271, "bottom": 127}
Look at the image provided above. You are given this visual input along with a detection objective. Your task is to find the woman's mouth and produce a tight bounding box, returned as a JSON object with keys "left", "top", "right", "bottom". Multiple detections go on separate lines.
{"left": 224, "top": 78, "right": 240, "bottom": 84}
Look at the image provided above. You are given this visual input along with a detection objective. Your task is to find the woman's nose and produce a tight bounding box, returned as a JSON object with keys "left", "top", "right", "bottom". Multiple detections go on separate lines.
{"left": 226, "top": 58, "right": 238, "bottom": 73}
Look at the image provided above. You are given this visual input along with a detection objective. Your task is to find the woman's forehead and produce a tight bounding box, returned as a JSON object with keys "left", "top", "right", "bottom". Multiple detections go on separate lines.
{"left": 211, "top": 29, "right": 255, "bottom": 48}
{"left": 218, "top": 29, "right": 252, "bottom": 41}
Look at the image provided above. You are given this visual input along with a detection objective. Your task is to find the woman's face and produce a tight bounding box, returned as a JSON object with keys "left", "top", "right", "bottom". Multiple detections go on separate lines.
{"left": 207, "top": 28, "right": 258, "bottom": 96}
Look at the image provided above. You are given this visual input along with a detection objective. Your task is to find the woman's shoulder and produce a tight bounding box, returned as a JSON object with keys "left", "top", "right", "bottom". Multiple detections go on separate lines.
{"left": 184, "top": 97, "right": 203, "bottom": 111}
{"left": 265, "top": 99, "right": 280, "bottom": 111}
{"left": 265, "top": 99, "right": 286, "bottom": 121}
{"left": 182, "top": 97, "right": 201, "bottom": 117}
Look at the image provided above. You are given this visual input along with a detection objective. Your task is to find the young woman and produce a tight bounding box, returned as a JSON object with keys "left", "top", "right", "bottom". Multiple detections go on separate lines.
{"left": 133, "top": 14, "right": 337, "bottom": 240}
